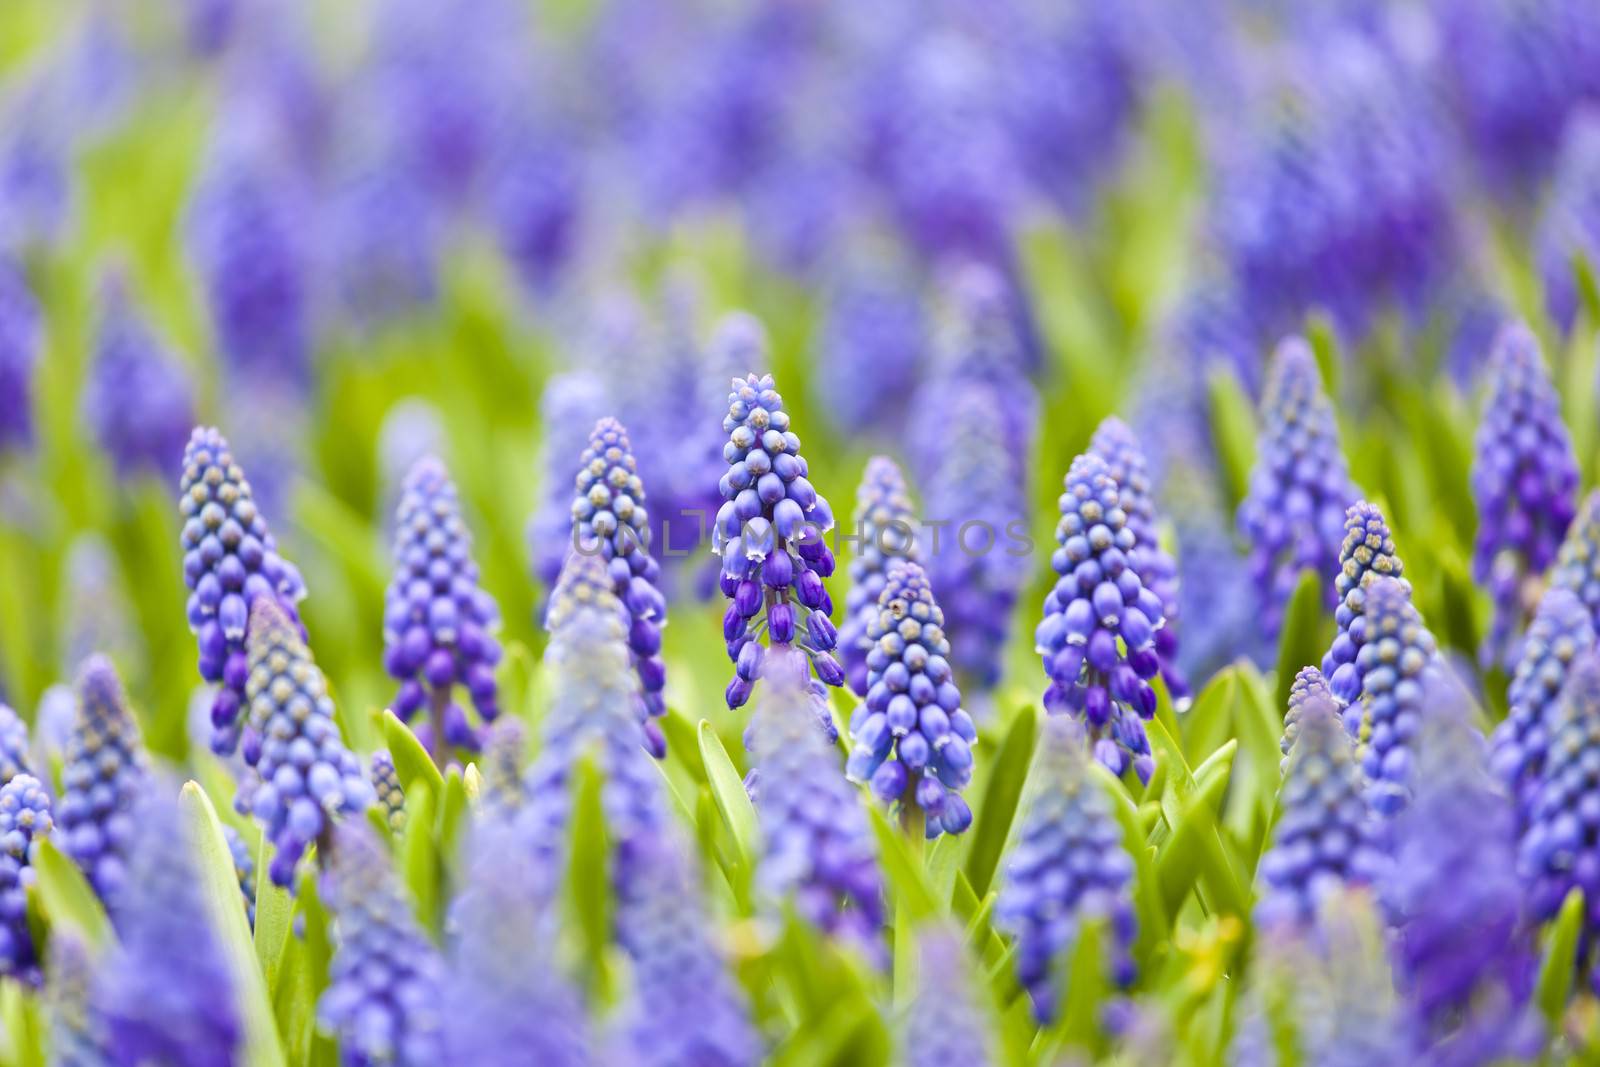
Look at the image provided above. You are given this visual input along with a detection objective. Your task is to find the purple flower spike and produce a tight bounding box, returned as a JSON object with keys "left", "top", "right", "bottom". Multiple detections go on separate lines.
{"left": 1322, "top": 502, "right": 1407, "bottom": 704}
{"left": 570, "top": 418, "right": 669, "bottom": 753}
{"left": 1549, "top": 490, "right": 1600, "bottom": 632}
{"left": 476, "top": 718, "right": 529, "bottom": 820}
{"left": 0, "top": 256, "right": 41, "bottom": 453}
{"left": 244, "top": 598, "right": 373, "bottom": 888}
{"left": 905, "top": 924, "right": 997, "bottom": 1067}
{"left": 0, "top": 703, "right": 33, "bottom": 787}
{"left": 322, "top": 164, "right": 438, "bottom": 332}
{"left": 531, "top": 372, "right": 610, "bottom": 592}
{"left": 840, "top": 457, "right": 920, "bottom": 696}
{"left": 1471, "top": 323, "right": 1579, "bottom": 668}
{"left": 86, "top": 270, "right": 194, "bottom": 480}
{"left": 750, "top": 663, "right": 883, "bottom": 948}
{"left": 1492, "top": 588, "right": 1595, "bottom": 832}
{"left": 1538, "top": 114, "right": 1600, "bottom": 334}
{"left": 47, "top": 936, "right": 107, "bottom": 1064}
{"left": 1352, "top": 576, "right": 1441, "bottom": 818}
{"left": 1256, "top": 692, "right": 1387, "bottom": 934}
{"left": 178, "top": 425, "right": 306, "bottom": 756}
{"left": 812, "top": 259, "right": 926, "bottom": 438}
{"left": 1238, "top": 338, "right": 1359, "bottom": 642}
{"left": 1279, "top": 666, "right": 1335, "bottom": 773}
{"left": 713, "top": 373, "right": 841, "bottom": 732}
{"left": 383, "top": 456, "right": 503, "bottom": 755}
{"left": 997, "top": 717, "right": 1136, "bottom": 1021}
{"left": 321, "top": 823, "right": 445, "bottom": 1067}
{"left": 94, "top": 787, "right": 241, "bottom": 1067}
{"left": 58, "top": 657, "right": 147, "bottom": 903}
{"left": 1091, "top": 416, "right": 1187, "bottom": 704}
{"left": 1038, "top": 452, "right": 1163, "bottom": 780}
{"left": 371, "top": 751, "right": 407, "bottom": 835}
{"left": 847, "top": 562, "right": 975, "bottom": 838}
{"left": 0, "top": 775, "right": 51, "bottom": 983}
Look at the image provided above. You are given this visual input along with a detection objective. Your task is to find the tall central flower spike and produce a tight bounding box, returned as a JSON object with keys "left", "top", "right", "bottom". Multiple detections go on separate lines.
{"left": 95, "top": 788, "right": 242, "bottom": 1067}
{"left": 997, "top": 717, "right": 1136, "bottom": 1022}
{"left": 321, "top": 823, "right": 445, "bottom": 1067}
{"left": 1353, "top": 576, "right": 1440, "bottom": 817}
{"left": 1256, "top": 692, "right": 1387, "bottom": 932}
{"left": 178, "top": 425, "right": 306, "bottom": 757}
{"left": 0, "top": 774, "right": 51, "bottom": 983}
{"left": 1036, "top": 452, "right": 1164, "bottom": 783}
{"left": 1091, "top": 416, "right": 1188, "bottom": 705}
{"left": 846, "top": 561, "right": 976, "bottom": 837}
{"left": 1492, "top": 588, "right": 1595, "bottom": 830}
{"left": 840, "top": 456, "right": 920, "bottom": 696}
{"left": 1279, "top": 666, "right": 1336, "bottom": 772}
{"left": 713, "top": 373, "right": 844, "bottom": 729}
{"left": 905, "top": 925, "right": 997, "bottom": 1066}
{"left": 245, "top": 597, "right": 374, "bottom": 887}
{"left": 383, "top": 456, "right": 504, "bottom": 754}
{"left": 570, "top": 417, "right": 669, "bottom": 757}
{"left": 1322, "top": 502, "right": 1406, "bottom": 704}
{"left": 58, "top": 657, "right": 148, "bottom": 902}
{"left": 1472, "top": 323, "right": 1580, "bottom": 668}
{"left": 1237, "top": 337, "right": 1359, "bottom": 641}
{"left": 750, "top": 660, "right": 884, "bottom": 946}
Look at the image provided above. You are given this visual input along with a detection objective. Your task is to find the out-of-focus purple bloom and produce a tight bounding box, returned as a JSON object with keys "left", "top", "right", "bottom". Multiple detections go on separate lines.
{"left": 570, "top": 418, "right": 669, "bottom": 757}
{"left": 489, "top": 126, "right": 580, "bottom": 299}
{"left": 244, "top": 597, "right": 373, "bottom": 888}
{"left": 0, "top": 703, "right": 32, "bottom": 787}
{"left": 31, "top": 684, "right": 74, "bottom": 774}
{"left": 85, "top": 269, "right": 194, "bottom": 480}
{"left": 840, "top": 457, "right": 920, "bottom": 695}
{"left": 320, "top": 823, "right": 445, "bottom": 1067}
{"left": 812, "top": 255, "right": 926, "bottom": 438}
{"left": 749, "top": 660, "right": 883, "bottom": 947}
{"left": 377, "top": 398, "right": 447, "bottom": 504}
{"left": 1492, "top": 588, "right": 1595, "bottom": 831}
{"left": 904, "top": 923, "right": 996, "bottom": 1067}
{"left": 1037, "top": 453, "right": 1164, "bottom": 782}
{"left": 713, "top": 373, "right": 842, "bottom": 727}
{"left": 1548, "top": 490, "right": 1600, "bottom": 631}
{"left": 1539, "top": 111, "right": 1600, "bottom": 333}
{"left": 0, "top": 256, "right": 41, "bottom": 453}
{"left": 178, "top": 425, "right": 306, "bottom": 756}
{"left": 58, "top": 656, "right": 147, "bottom": 902}
{"left": 1237, "top": 338, "right": 1359, "bottom": 641}
{"left": 0, "top": 80, "right": 71, "bottom": 253}
{"left": 531, "top": 372, "right": 610, "bottom": 593}
{"left": 476, "top": 718, "right": 527, "bottom": 820}
{"left": 94, "top": 787, "right": 241, "bottom": 1067}
{"left": 1256, "top": 691, "right": 1387, "bottom": 932}
{"left": 1091, "top": 416, "right": 1187, "bottom": 704}
{"left": 46, "top": 936, "right": 107, "bottom": 1066}
{"left": 371, "top": 750, "right": 406, "bottom": 835}
{"left": 0, "top": 774, "right": 51, "bottom": 983}
{"left": 1279, "top": 666, "right": 1335, "bottom": 772}
{"left": 846, "top": 562, "right": 976, "bottom": 837}
{"left": 320, "top": 162, "right": 437, "bottom": 331}
{"left": 382, "top": 456, "right": 503, "bottom": 754}
{"left": 997, "top": 716, "right": 1135, "bottom": 1021}
{"left": 1471, "top": 324, "right": 1579, "bottom": 668}
{"left": 1323, "top": 502, "right": 1407, "bottom": 703}
{"left": 59, "top": 534, "right": 139, "bottom": 682}
{"left": 224, "top": 824, "right": 256, "bottom": 927}
{"left": 1352, "top": 576, "right": 1440, "bottom": 817}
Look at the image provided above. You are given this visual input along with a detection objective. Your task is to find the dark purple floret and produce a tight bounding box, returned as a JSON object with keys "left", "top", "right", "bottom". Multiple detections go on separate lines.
{"left": 997, "top": 716, "right": 1135, "bottom": 1021}
{"left": 1237, "top": 338, "right": 1359, "bottom": 642}
{"left": 383, "top": 456, "right": 503, "bottom": 755}
{"left": 0, "top": 774, "right": 51, "bottom": 983}
{"left": 531, "top": 372, "right": 610, "bottom": 593}
{"left": 58, "top": 657, "right": 147, "bottom": 902}
{"left": 177, "top": 425, "right": 306, "bottom": 756}
{"left": 0, "top": 256, "right": 41, "bottom": 453}
{"left": 840, "top": 456, "right": 920, "bottom": 696}
{"left": 904, "top": 924, "right": 996, "bottom": 1066}
{"left": 569, "top": 418, "right": 669, "bottom": 757}
{"left": 1471, "top": 323, "right": 1579, "bottom": 668}
{"left": 85, "top": 270, "right": 194, "bottom": 480}
{"left": 1323, "top": 502, "right": 1407, "bottom": 703}
{"left": 1351, "top": 576, "right": 1441, "bottom": 817}
{"left": 1036, "top": 452, "right": 1164, "bottom": 782}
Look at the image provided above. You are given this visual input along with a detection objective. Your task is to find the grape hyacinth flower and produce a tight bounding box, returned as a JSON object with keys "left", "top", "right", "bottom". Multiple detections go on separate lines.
{"left": 245, "top": 597, "right": 373, "bottom": 887}
{"left": 321, "top": 823, "right": 446, "bottom": 1067}
{"left": 1549, "top": 489, "right": 1600, "bottom": 630}
{"left": 94, "top": 788, "right": 241, "bottom": 1067}
{"left": 476, "top": 718, "right": 528, "bottom": 819}
{"left": 1471, "top": 323, "right": 1580, "bottom": 668}
{"left": 47, "top": 936, "right": 108, "bottom": 1066}
{"left": 85, "top": 270, "right": 194, "bottom": 480}
{"left": 322, "top": 163, "right": 438, "bottom": 332}
{"left": 570, "top": 418, "right": 670, "bottom": 756}
{"left": 1091, "top": 416, "right": 1187, "bottom": 703}
{"left": 1279, "top": 666, "right": 1335, "bottom": 772}
{"left": 1237, "top": 338, "right": 1360, "bottom": 641}
{"left": 845, "top": 562, "right": 976, "bottom": 837}
{"left": 713, "top": 374, "right": 843, "bottom": 728}
{"left": 812, "top": 259, "right": 926, "bottom": 438}
{"left": 0, "top": 703, "right": 32, "bottom": 787}
{"left": 0, "top": 256, "right": 41, "bottom": 453}
{"left": 749, "top": 661, "right": 883, "bottom": 946}
{"left": 0, "top": 774, "right": 51, "bottom": 982}
{"left": 1036, "top": 452, "right": 1164, "bottom": 782}
{"left": 1492, "top": 588, "right": 1595, "bottom": 828}
{"left": 488, "top": 126, "right": 581, "bottom": 300}
{"left": 224, "top": 824, "right": 257, "bottom": 927}
{"left": 371, "top": 751, "right": 407, "bottom": 834}
{"left": 1256, "top": 692, "right": 1387, "bottom": 932}
{"left": 383, "top": 456, "right": 504, "bottom": 754}
{"left": 58, "top": 656, "right": 147, "bottom": 901}
{"left": 1322, "top": 502, "right": 1407, "bottom": 704}
{"left": 840, "top": 456, "right": 920, "bottom": 696}
{"left": 997, "top": 716, "right": 1136, "bottom": 1021}
{"left": 178, "top": 425, "right": 306, "bottom": 756}
{"left": 1353, "top": 576, "right": 1441, "bottom": 817}
{"left": 531, "top": 371, "right": 610, "bottom": 592}
{"left": 1538, "top": 113, "right": 1600, "bottom": 334}
{"left": 904, "top": 924, "right": 996, "bottom": 1067}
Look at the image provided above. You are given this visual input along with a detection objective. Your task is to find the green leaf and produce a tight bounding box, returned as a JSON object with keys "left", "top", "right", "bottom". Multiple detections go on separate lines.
{"left": 1273, "top": 569, "right": 1332, "bottom": 714}
{"left": 1153, "top": 738, "right": 1247, "bottom": 921}
{"left": 1207, "top": 365, "right": 1257, "bottom": 512}
{"left": 1180, "top": 668, "right": 1239, "bottom": 767}
{"left": 698, "top": 719, "right": 759, "bottom": 871}
{"left": 399, "top": 780, "right": 439, "bottom": 937}
{"left": 254, "top": 831, "right": 295, "bottom": 998}
{"left": 566, "top": 756, "right": 612, "bottom": 1001}
{"left": 866, "top": 807, "right": 940, "bottom": 924}
{"left": 179, "top": 781, "right": 287, "bottom": 1067}
{"left": 962, "top": 704, "right": 1038, "bottom": 898}
{"left": 661, "top": 711, "right": 709, "bottom": 790}
{"left": 499, "top": 640, "right": 538, "bottom": 725}
{"left": 32, "top": 838, "right": 111, "bottom": 951}
{"left": 1089, "top": 763, "right": 1168, "bottom": 967}
{"left": 382, "top": 709, "right": 445, "bottom": 798}
{"left": 0, "top": 976, "right": 45, "bottom": 1067}
{"left": 1535, "top": 886, "right": 1585, "bottom": 1025}
{"left": 436, "top": 766, "right": 469, "bottom": 870}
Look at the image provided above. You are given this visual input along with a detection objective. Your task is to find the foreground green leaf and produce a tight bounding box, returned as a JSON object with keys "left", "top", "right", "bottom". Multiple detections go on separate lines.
{"left": 963, "top": 704, "right": 1038, "bottom": 899}
{"left": 32, "top": 838, "right": 111, "bottom": 951}
{"left": 1535, "top": 886, "right": 1585, "bottom": 1025}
